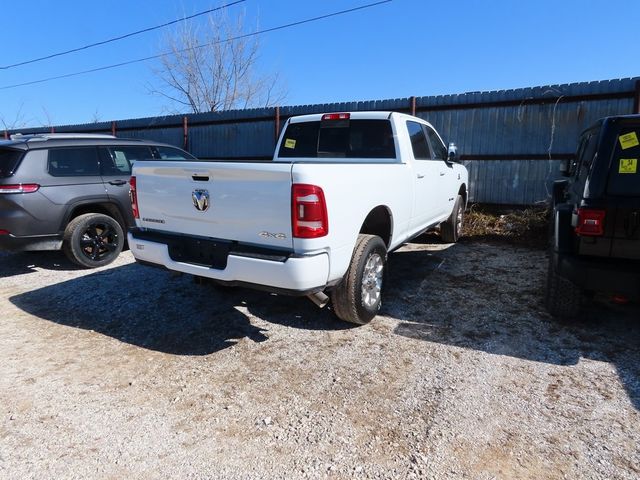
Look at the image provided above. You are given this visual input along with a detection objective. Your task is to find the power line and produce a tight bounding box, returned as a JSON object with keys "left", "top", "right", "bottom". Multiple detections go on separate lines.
{"left": 0, "top": 0, "right": 392, "bottom": 91}
{"left": 0, "top": 1, "right": 245, "bottom": 70}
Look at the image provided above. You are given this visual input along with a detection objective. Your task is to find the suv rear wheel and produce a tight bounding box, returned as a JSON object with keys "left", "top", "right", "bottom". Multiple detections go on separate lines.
{"left": 63, "top": 213, "right": 124, "bottom": 268}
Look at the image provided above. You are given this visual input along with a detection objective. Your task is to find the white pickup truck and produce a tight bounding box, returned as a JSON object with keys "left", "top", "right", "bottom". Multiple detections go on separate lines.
{"left": 128, "top": 111, "right": 468, "bottom": 324}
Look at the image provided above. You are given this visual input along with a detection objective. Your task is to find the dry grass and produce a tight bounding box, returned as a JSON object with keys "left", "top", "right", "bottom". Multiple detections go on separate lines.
{"left": 462, "top": 204, "right": 550, "bottom": 248}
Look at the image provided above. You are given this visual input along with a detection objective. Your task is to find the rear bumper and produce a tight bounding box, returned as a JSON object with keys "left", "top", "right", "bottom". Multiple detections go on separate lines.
{"left": 0, "top": 233, "right": 63, "bottom": 252}
{"left": 127, "top": 229, "right": 330, "bottom": 295}
{"left": 554, "top": 252, "right": 640, "bottom": 300}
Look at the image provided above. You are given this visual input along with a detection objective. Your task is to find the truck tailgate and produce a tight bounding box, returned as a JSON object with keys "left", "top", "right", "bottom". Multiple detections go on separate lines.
{"left": 133, "top": 161, "right": 294, "bottom": 250}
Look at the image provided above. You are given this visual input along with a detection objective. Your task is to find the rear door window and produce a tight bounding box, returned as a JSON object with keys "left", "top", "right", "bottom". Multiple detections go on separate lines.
{"left": 48, "top": 147, "right": 100, "bottom": 176}
{"left": 152, "top": 146, "right": 196, "bottom": 160}
{"left": 100, "top": 146, "right": 154, "bottom": 175}
{"left": 0, "top": 148, "right": 24, "bottom": 178}
{"left": 278, "top": 119, "right": 396, "bottom": 159}
{"left": 607, "top": 128, "right": 640, "bottom": 196}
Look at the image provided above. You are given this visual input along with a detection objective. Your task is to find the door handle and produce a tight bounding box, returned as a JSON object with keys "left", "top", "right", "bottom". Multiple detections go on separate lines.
{"left": 108, "top": 180, "right": 127, "bottom": 186}
{"left": 439, "top": 172, "right": 446, "bottom": 176}
{"left": 416, "top": 174, "right": 425, "bottom": 179}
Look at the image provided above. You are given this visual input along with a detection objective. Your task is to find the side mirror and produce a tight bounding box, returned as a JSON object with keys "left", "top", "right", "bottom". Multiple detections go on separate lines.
{"left": 552, "top": 179, "right": 569, "bottom": 206}
{"left": 559, "top": 159, "right": 571, "bottom": 177}
{"left": 447, "top": 142, "right": 458, "bottom": 162}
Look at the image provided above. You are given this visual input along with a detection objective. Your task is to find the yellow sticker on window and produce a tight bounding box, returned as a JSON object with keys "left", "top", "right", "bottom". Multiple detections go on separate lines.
{"left": 619, "top": 132, "right": 639, "bottom": 150}
{"left": 619, "top": 158, "right": 638, "bottom": 174}
{"left": 284, "top": 138, "right": 296, "bottom": 149}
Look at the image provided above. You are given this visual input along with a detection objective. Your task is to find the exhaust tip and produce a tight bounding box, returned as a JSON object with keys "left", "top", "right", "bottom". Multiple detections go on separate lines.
{"left": 307, "top": 291, "right": 330, "bottom": 309}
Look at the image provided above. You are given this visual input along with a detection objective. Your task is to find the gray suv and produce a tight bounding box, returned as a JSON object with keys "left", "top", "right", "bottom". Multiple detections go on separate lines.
{"left": 0, "top": 134, "right": 195, "bottom": 268}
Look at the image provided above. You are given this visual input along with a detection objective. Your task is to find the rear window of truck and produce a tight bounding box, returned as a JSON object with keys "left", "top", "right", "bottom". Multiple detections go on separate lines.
{"left": 0, "top": 148, "right": 24, "bottom": 178}
{"left": 607, "top": 127, "right": 640, "bottom": 196}
{"left": 278, "top": 119, "right": 396, "bottom": 159}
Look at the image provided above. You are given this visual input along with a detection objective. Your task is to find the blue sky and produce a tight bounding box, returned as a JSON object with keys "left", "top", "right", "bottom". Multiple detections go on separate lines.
{"left": 1, "top": 0, "right": 639, "bottom": 128}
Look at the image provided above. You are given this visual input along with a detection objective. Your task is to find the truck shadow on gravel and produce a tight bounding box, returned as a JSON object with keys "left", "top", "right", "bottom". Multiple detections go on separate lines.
{"left": 9, "top": 263, "right": 349, "bottom": 356}
{"left": 0, "top": 251, "right": 83, "bottom": 277}
{"left": 385, "top": 240, "right": 640, "bottom": 410}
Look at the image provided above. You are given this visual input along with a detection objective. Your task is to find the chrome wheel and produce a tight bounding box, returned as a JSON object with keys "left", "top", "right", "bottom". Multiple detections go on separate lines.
{"left": 456, "top": 207, "right": 463, "bottom": 238}
{"left": 361, "top": 252, "right": 384, "bottom": 308}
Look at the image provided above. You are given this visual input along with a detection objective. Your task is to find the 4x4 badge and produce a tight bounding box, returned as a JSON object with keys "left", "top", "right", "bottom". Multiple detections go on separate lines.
{"left": 192, "top": 189, "right": 210, "bottom": 212}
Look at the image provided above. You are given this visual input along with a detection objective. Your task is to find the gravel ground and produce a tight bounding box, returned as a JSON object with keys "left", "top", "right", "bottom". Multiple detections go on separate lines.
{"left": 1, "top": 237, "right": 639, "bottom": 480}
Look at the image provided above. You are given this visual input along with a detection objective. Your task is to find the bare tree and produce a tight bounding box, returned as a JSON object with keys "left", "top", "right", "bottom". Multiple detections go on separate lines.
{"left": 90, "top": 109, "right": 101, "bottom": 123}
{"left": 0, "top": 103, "right": 29, "bottom": 134}
{"left": 39, "top": 106, "right": 55, "bottom": 130}
{"left": 150, "top": 10, "right": 286, "bottom": 113}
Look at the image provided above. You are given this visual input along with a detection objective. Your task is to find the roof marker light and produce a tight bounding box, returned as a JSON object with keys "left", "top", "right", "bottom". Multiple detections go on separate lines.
{"left": 322, "top": 113, "right": 350, "bottom": 121}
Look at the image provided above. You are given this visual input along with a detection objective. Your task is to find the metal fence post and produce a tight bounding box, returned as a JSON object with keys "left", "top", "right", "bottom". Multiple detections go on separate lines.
{"left": 183, "top": 116, "right": 189, "bottom": 151}
{"left": 274, "top": 106, "right": 281, "bottom": 143}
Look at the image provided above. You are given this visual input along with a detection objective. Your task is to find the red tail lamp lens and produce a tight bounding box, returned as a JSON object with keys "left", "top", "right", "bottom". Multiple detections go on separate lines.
{"left": 575, "top": 208, "right": 605, "bottom": 236}
{"left": 292, "top": 184, "right": 328, "bottom": 238}
{"left": 129, "top": 176, "right": 139, "bottom": 219}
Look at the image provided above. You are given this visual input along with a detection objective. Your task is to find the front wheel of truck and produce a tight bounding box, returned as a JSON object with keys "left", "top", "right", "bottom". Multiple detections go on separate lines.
{"left": 441, "top": 195, "right": 464, "bottom": 243}
{"left": 331, "top": 234, "right": 387, "bottom": 325}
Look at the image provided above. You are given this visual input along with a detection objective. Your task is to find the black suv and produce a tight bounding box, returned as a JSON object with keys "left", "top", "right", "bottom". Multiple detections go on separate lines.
{"left": 0, "top": 134, "right": 195, "bottom": 268}
{"left": 546, "top": 115, "right": 640, "bottom": 317}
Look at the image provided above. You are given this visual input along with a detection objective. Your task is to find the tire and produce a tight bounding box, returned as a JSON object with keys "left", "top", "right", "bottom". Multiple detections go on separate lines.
{"left": 330, "top": 234, "right": 387, "bottom": 325}
{"left": 62, "top": 213, "right": 124, "bottom": 268}
{"left": 545, "top": 253, "right": 582, "bottom": 318}
{"left": 441, "top": 195, "right": 464, "bottom": 243}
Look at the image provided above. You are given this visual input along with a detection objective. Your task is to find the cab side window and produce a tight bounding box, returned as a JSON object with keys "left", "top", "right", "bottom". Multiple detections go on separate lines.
{"left": 570, "top": 135, "right": 589, "bottom": 177}
{"left": 406, "top": 121, "right": 431, "bottom": 160}
{"left": 424, "top": 126, "right": 447, "bottom": 160}
{"left": 576, "top": 132, "right": 598, "bottom": 183}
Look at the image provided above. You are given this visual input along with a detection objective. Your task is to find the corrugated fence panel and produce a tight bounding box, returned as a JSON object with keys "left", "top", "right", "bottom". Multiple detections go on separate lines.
{"left": 462, "top": 159, "right": 565, "bottom": 205}
{"left": 189, "top": 120, "right": 276, "bottom": 158}
{"left": 120, "top": 127, "right": 183, "bottom": 146}
{"left": 7, "top": 77, "right": 639, "bottom": 205}
{"left": 419, "top": 97, "right": 635, "bottom": 157}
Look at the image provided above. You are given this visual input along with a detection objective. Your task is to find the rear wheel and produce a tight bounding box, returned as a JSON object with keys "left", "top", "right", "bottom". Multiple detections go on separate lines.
{"left": 545, "top": 254, "right": 582, "bottom": 318}
{"left": 441, "top": 195, "right": 464, "bottom": 243}
{"left": 63, "top": 213, "right": 124, "bottom": 268}
{"left": 331, "top": 234, "right": 387, "bottom": 325}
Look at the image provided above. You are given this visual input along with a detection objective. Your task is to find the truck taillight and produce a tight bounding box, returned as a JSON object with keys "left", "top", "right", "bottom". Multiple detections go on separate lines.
{"left": 0, "top": 183, "right": 40, "bottom": 194}
{"left": 129, "top": 176, "right": 139, "bottom": 219}
{"left": 575, "top": 208, "right": 605, "bottom": 236}
{"left": 0, "top": 229, "right": 9, "bottom": 235}
{"left": 292, "top": 184, "right": 328, "bottom": 238}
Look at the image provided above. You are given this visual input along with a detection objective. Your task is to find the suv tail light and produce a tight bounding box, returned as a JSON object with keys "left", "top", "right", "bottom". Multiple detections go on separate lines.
{"left": 292, "top": 184, "right": 328, "bottom": 238}
{"left": 0, "top": 184, "right": 40, "bottom": 194}
{"left": 575, "top": 208, "right": 606, "bottom": 236}
{"left": 129, "top": 176, "right": 139, "bottom": 219}
{"left": 0, "top": 229, "right": 10, "bottom": 235}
